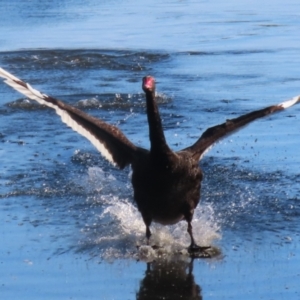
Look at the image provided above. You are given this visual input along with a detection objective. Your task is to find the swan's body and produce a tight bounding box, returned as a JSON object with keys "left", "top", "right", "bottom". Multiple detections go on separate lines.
{"left": 0, "top": 67, "right": 299, "bottom": 254}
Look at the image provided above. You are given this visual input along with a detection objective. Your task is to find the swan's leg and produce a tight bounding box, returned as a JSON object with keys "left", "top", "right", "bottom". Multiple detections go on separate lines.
{"left": 142, "top": 215, "right": 152, "bottom": 245}
{"left": 186, "top": 217, "right": 211, "bottom": 256}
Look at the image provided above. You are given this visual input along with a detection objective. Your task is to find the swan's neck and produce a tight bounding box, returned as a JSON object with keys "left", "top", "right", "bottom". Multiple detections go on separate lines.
{"left": 145, "top": 91, "right": 171, "bottom": 156}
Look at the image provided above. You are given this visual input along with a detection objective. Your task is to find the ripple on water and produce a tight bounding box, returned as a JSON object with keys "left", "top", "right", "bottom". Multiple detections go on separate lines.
{"left": 201, "top": 158, "right": 300, "bottom": 247}
{"left": 0, "top": 49, "right": 170, "bottom": 72}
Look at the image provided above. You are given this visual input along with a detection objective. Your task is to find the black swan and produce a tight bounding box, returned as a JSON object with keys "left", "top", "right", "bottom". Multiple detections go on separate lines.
{"left": 0, "top": 68, "right": 299, "bottom": 256}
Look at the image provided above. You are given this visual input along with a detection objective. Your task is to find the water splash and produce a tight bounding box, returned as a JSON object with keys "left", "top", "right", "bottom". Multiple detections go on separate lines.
{"left": 78, "top": 167, "right": 221, "bottom": 261}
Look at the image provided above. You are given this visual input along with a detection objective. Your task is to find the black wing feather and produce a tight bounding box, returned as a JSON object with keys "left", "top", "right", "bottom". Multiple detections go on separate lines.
{"left": 183, "top": 97, "right": 300, "bottom": 160}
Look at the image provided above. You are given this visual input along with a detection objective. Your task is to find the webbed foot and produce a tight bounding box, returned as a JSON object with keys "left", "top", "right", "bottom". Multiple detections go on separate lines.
{"left": 188, "top": 244, "right": 212, "bottom": 258}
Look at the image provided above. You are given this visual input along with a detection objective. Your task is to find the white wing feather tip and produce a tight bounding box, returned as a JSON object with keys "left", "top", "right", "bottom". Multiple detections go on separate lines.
{"left": 279, "top": 96, "right": 300, "bottom": 109}
{"left": 0, "top": 67, "right": 20, "bottom": 82}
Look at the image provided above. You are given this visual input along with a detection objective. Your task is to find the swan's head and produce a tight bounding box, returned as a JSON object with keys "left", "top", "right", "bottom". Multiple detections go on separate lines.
{"left": 142, "top": 76, "right": 156, "bottom": 93}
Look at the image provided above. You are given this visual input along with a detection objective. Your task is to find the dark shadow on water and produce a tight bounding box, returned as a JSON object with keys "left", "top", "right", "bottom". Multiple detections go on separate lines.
{"left": 137, "top": 258, "right": 202, "bottom": 300}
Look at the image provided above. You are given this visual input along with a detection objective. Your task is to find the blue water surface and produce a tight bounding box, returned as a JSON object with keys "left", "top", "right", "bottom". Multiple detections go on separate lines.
{"left": 0, "top": 0, "right": 300, "bottom": 299}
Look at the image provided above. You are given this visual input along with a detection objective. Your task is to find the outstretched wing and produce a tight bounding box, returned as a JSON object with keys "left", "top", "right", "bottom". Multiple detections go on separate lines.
{"left": 183, "top": 96, "right": 300, "bottom": 161}
{"left": 0, "top": 67, "right": 140, "bottom": 169}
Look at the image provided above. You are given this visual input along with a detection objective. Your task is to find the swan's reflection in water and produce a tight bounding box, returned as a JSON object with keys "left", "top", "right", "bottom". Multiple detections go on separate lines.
{"left": 137, "top": 258, "right": 202, "bottom": 300}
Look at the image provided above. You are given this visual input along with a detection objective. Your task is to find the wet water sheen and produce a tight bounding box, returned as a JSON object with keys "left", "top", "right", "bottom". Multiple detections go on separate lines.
{"left": 0, "top": 0, "right": 300, "bottom": 299}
